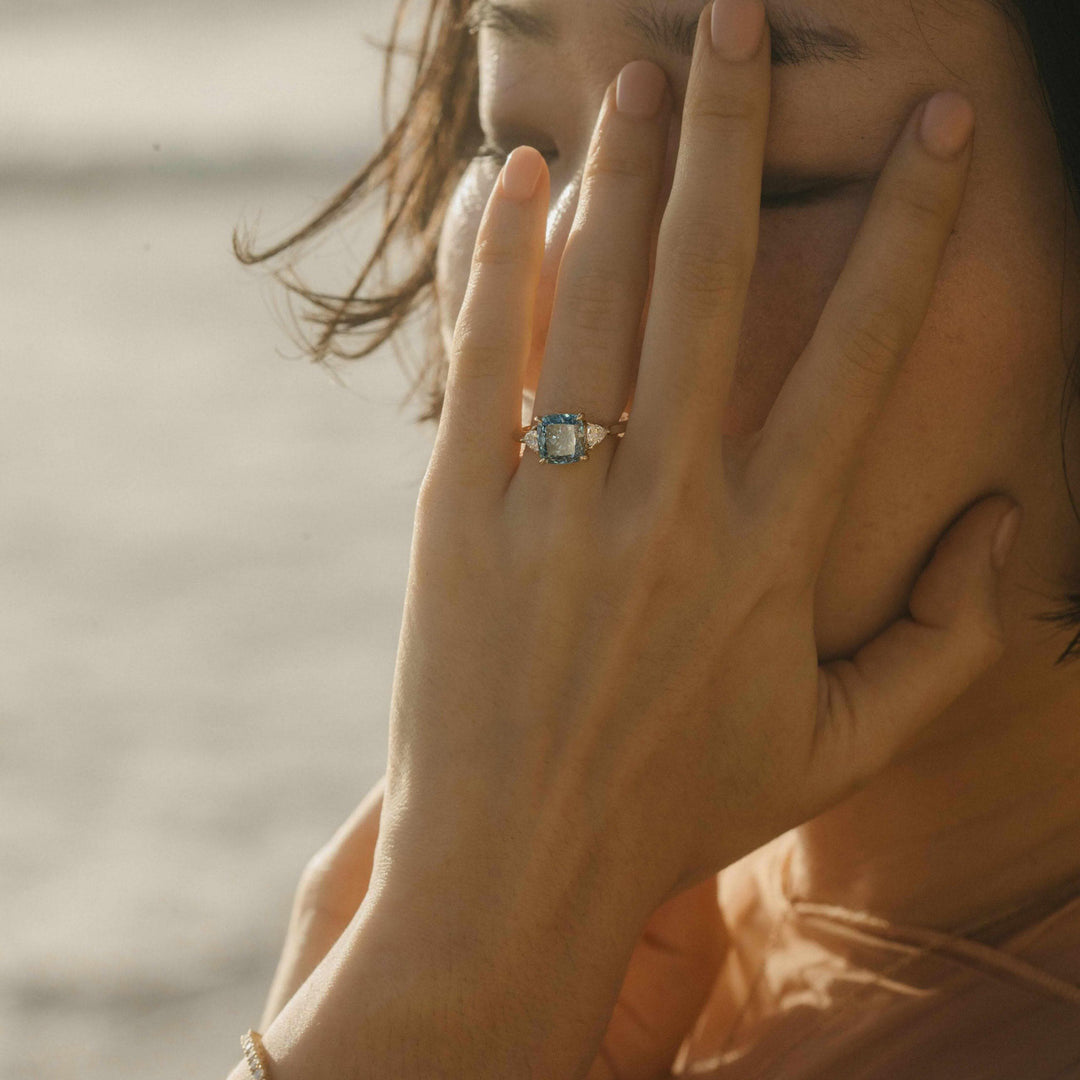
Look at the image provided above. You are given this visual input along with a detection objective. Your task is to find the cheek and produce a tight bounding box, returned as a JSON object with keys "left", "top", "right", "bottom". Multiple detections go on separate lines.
{"left": 436, "top": 168, "right": 493, "bottom": 361}
{"left": 806, "top": 251, "right": 1042, "bottom": 660}
{"left": 728, "top": 187, "right": 873, "bottom": 438}
{"left": 749, "top": 191, "right": 1071, "bottom": 660}
{"left": 720, "top": 183, "right": 1053, "bottom": 659}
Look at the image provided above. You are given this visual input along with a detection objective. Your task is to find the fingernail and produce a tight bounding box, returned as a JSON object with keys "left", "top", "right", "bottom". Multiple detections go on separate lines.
{"left": 919, "top": 91, "right": 975, "bottom": 159}
{"left": 991, "top": 504, "right": 1023, "bottom": 572}
{"left": 711, "top": 0, "right": 765, "bottom": 62}
{"left": 616, "top": 60, "right": 668, "bottom": 119}
{"left": 501, "top": 146, "right": 544, "bottom": 201}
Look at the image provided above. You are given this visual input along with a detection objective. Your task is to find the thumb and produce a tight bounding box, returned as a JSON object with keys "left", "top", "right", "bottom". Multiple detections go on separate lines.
{"left": 810, "top": 495, "right": 1022, "bottom": 798}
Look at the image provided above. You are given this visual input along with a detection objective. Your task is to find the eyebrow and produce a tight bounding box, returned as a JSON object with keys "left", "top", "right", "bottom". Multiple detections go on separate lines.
{"left": 465, "top": 0, "right": 869, "bottom": 67}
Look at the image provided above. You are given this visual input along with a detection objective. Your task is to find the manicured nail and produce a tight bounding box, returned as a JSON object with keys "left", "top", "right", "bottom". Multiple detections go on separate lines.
{"left": 992, "top": 504, "right": 1023, "bottom": 572}
{"left": 501, "top": 146, "right": 544, "bottom": 201}
{"left": 616, "top": 59, "right": 668, "bottom": 119}
{"left": 919, "top": 91, "right": 975, "bottom": 159}
{"left": 711, "top": 0, "right": 765, "bottom": 62}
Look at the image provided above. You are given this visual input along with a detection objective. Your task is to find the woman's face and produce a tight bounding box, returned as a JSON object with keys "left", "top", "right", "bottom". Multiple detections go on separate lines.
{"left": 436, "top": 0, "right": 1080, "bottom": 662}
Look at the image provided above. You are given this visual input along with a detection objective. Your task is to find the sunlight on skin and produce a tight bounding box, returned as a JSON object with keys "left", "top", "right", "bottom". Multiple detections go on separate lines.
{"left": 434, "top": 0, "right": 1080, "bottom": 937}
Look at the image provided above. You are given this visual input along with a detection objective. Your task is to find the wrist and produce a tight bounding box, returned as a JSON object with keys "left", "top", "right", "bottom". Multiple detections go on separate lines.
{"left": 257, "top": 860, "right": 645, "bottom": 1080}
{"left": 351, "top": 874, "right": 640, "bottom": 1078}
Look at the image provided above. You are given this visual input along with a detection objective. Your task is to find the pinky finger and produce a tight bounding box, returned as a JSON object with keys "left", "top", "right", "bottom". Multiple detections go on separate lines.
{"left": 434, "top": 147, "right": 550, "bottom": 498}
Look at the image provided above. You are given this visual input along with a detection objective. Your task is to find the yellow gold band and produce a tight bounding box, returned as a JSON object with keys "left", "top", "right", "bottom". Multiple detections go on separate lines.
{"left": 241, "top": 1030, "right": 270, "bottom": 1080}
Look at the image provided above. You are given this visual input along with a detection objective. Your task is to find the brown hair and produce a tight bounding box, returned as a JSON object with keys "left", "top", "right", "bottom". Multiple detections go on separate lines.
{"left": 232, "top": 0, "right": 480, "bottom": 425}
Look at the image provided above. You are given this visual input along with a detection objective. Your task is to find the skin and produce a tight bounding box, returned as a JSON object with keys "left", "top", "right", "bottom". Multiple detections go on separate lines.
{"left": 227, "top": 4, "right": 1080, "bottom": 1078}
{"left": 434, "top": 0, "right": 1080, "bottom": 938}
{"left": 258, "top": 774, "right": 728, "bottom": 1079}
{"left": 249, "top": 6, "right": 1016, "bottom": 1067}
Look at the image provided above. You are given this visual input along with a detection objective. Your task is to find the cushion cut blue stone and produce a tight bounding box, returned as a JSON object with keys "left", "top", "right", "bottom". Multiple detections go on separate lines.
{"left": 538, "top": 413, "right": 586, "bottom": 464}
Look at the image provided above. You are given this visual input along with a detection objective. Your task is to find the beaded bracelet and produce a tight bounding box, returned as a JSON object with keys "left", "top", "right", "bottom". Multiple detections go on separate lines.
{"left": 241, "top": 1030, "right": 270, "bottom": 1080}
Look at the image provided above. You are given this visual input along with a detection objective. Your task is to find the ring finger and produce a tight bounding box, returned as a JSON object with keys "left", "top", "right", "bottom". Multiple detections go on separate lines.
{"left": 523, "top": 60, "right": 672, "bottom": 493}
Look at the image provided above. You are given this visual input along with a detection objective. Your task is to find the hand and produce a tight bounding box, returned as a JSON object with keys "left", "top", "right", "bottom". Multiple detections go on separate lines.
{"left": 259, "top": 773, "right": 727, "bottom": 1080}
{"left": 378, "top": 4, "right": 1007, "bottom": 914}
{"left": 264, "top": 4, "right": 1020, "bottom": 1076}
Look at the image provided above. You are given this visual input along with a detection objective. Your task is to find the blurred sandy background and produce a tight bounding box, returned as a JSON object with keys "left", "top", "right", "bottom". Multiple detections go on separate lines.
{"left": 0, "top": 2, "right": 436, "bottom": 1076}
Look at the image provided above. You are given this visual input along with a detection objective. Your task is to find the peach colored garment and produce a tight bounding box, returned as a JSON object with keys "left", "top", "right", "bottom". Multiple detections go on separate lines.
{"left": 674, "top": 831, "right": 1080, "bottom": 1078}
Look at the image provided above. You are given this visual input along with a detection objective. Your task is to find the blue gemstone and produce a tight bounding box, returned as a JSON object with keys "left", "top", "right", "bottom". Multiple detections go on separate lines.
{"left": 538, "top": 414, "right": 586, "bottom": 464}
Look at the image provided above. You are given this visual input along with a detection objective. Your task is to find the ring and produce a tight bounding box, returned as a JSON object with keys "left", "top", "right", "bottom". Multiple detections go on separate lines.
{"left": 518, "top": 413, "right": 628, "bottom": 465}
{"left": 241, "top": 1031, "right": 270, "bottom": 1080}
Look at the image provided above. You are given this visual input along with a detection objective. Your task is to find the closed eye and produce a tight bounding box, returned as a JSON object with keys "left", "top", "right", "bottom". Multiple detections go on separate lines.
{"left": 757, "top": 174, "right": 861, "bottom": 209}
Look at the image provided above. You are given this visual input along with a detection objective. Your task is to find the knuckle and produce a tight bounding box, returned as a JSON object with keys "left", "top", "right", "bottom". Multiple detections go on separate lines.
{"left": 419, "top": 490, "right": 481, "bottom": 549}
{"left": 612, "top": 472, "right": 710, "bottom": 566}
{"left": 511, "top": 524, "right": 584, "bottom": 594}
{"left": 416, "top": 467, "right": 470, "bottom": 538}
{"left": 892, "top": 176, "right": 954, "bottom": 228}
{"left": 416, "top": 470, "right": 444, "bottom": 519}
{"left": 836, "top": 301, "right": 908, "bottom": 388}
{"left": 609, "top": 511, "right": 675, "bottom": 586}
{"left": 606, "top": 480, "right": 666, "bottom": 550}
{"left": 448, "top": 331, "right": 507, "bottom": 383}
{"left": 471, "top": 227, "right": 523, "bottom": 268}
{"left": 559, "top": 268, "right": 627, "bottom": 334}
{"left": 297, "top": 850, "right": 333, "bottom": 903}
{"left": 685, "top": 86, "right": 761, "bottom": 136}
{"left": 588, "top": 139, "right": 655, "bottom": 185}
{"left": 665, "top": 238, "right": 750, "bottom": 317}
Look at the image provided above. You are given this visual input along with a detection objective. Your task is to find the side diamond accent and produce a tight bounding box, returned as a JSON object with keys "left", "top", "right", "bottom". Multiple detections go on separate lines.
{"left": 586, "top": 423, "right": 608, "bottom": 449}
{"left": 524, "top": 429, "right": 540, "bottom": 452}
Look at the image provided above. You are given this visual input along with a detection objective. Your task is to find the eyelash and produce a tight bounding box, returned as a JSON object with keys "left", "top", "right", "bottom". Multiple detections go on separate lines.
{"left": 466, "top": 142, "right": 837, "bottom": 210}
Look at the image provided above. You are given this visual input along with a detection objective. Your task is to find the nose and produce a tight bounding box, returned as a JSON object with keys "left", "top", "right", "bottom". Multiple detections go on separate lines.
{"left": 522, "top": 113, "right": 681, "bottom": 414}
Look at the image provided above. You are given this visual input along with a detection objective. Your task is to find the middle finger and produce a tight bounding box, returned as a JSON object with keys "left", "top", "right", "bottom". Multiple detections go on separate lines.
{"left": 617, "top": 0, "right": 770, "bottom": 487}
